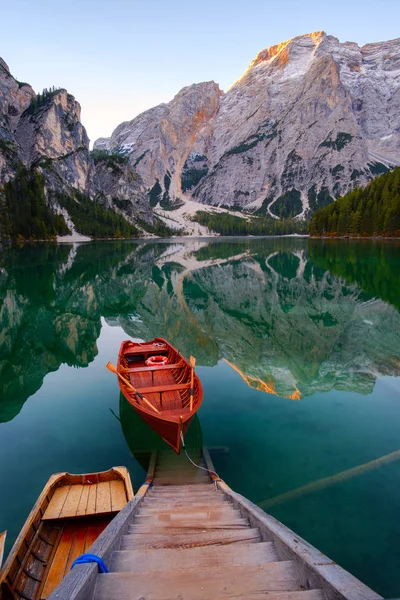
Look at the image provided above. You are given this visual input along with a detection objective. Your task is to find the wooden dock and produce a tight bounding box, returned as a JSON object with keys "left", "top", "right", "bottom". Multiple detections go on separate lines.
{"left": 49, "top": 449, "right": 382, "bottom": 600}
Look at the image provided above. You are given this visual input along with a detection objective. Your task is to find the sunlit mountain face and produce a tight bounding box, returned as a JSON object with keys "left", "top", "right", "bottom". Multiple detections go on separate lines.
{"left": 1, "top": 238, "right": 400, "bottom": 424}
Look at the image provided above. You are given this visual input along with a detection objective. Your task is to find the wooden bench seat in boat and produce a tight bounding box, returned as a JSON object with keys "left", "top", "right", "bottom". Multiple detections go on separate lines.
{"left": 42, "top": 480, "right": 128, "bottom": 520}
{"left": 124, "top": 363, "right": 182, "bottom": 373}
{"left": 135, "top": 383, "right": 191, "bottom": 395}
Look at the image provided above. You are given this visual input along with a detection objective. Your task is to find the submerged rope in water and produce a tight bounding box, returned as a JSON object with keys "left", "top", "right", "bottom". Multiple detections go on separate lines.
{"left": 180, "top": 433, "right": 220, "bottom": 480}
{"left": 259, "top": 448, "right": 400, "bottom": 510}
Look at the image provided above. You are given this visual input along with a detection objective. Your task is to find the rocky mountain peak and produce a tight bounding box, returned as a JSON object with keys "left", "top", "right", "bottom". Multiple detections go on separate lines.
{"left": 248, "top": 31, "right": 327, "bottom": 71}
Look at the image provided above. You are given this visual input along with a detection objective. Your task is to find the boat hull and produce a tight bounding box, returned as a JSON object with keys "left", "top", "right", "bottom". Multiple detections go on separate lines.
{"left": 117, "top": 338, "right": 203, "bottom": 453}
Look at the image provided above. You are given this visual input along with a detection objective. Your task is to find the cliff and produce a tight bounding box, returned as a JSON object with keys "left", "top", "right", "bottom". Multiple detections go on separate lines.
{"left": 0, "top": 60, "right": 150, "bottom": 239}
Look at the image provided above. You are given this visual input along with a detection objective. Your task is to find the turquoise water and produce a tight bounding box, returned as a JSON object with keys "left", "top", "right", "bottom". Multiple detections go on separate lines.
{"left": 0, "top": 238, "right": 400, "bottom": 596}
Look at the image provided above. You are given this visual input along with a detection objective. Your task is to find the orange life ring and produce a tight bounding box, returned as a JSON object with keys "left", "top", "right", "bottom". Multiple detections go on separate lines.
{"left": 145, "top": 355, "right": 168, "bottom": 366}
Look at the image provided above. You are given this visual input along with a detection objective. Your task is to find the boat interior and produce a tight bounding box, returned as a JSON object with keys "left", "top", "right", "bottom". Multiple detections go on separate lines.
{"left": 120, "top": 342, "right": 198, "bottom": 416}
{"left": 0, "top": 471, "right": 131, "bottom": 600}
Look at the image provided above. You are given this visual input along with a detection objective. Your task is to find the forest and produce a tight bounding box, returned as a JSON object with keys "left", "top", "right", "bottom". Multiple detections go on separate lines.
{"left": 193, "top": 211, "right": 308, "bottom": 236}
{"left": 0, "top": 165, "right": 69, "bottom": 240}
{"left": 310, "top": 167, "right": 400, "bottom": 236}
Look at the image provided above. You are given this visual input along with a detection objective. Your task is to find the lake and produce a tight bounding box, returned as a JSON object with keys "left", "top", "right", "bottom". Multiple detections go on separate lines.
{"left": 0, "top": 237, "right": 400, "bottom": 596}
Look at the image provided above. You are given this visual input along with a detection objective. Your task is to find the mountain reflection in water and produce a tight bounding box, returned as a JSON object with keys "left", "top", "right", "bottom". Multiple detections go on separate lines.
{"left": 1, "top": 237, "right": 400, "bottom": 422}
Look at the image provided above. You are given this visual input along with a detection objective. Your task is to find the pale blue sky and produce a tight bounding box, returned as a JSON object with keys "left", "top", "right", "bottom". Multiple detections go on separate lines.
{"left": 1, "top": 0, "right": 399, "bottom": 144}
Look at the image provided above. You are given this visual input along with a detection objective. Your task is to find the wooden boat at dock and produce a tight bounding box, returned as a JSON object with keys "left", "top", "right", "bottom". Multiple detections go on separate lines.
{"left": 46, "top": 449, "right": 382, "bottom": 600}
{"left": 111, "top": 338, "right": 203, "bottom": 454}
{"left": 0, "top": 467, "right": 133, "bottom": 600}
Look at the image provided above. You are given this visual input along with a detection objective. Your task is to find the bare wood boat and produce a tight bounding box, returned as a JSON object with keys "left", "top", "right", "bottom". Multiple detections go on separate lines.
{"left": 0, "top": 467, "right": 133, "bottom": 600}
{"left": 114, "top": 338, "right": 203, "bottom": 453}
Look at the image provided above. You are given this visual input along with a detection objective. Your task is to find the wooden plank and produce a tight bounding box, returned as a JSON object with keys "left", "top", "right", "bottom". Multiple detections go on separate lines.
{"left": 95, "top": 482, "right": 112, "bottom": 514}
{"left": 139, "top": 505, "right": 238, "bottom": 517}
{"left": 110, "top": 541, "right": 279, "bottom": 572}
{"left": 121, "top": 528, "right": 262, "bottom": 550}
{"left": 126, "top": 363, "right": 182, "bottom": 373}
{"left": 41, "top": 526, "right": 75, "bottom": 598}
{"left": 136, "top": 383, "right": 191, "bottom": 394}
{"left": 93, "top": 561, "right": 301, "bottom": 599}
{"left": 154, "top": 476, "right": 210, "bottom": 485}
{"left": 76, "top": 485, "right": 90, "bottom": 516}
{"left": 211, "top": 592, "right": 326, "bottom": 600}
{"left": 42, "top": 486, "right": 70, "bottom": 520}
{"left": 65, "top": 527, "right": 88, "bottom": 572}
{"left": 60, "top": 485, "right": 85, "bottom": 519}
{"left": 87, "top": 484, "right": 97, "bottom": 515}
{"left": 142, "top": 501, "right": 230, "bottom": 511}
{"left": 136, "top": 508, "right": 243, "bottom": 523}
{"left": 110, "top": 481, "right": 127, "bottom": 512}
{"left": 149, "top": 483, "right": 212, "bottom": 493}
{"left": 129, "top": 521, "right": 250, "bottom": 534}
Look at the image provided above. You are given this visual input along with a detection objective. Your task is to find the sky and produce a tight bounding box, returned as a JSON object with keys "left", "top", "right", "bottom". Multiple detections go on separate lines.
{"left": 1, "top": 0, "right": 400, "bottom": 145}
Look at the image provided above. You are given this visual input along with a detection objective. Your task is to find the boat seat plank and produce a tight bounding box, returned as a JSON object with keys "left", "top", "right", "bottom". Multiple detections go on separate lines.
{"left": 136, "top": 383, "right": 190, "bottom": 394}
{"left": 59, "top": 485, "right": 84, "bottom": 519}
{"left": 42, "top": 487, "right": 71, "bottom": 520}
{"left": 125, "top": 363, "right": 183, "bottom": 373}
{"left": 124, "top": 343, "right": 167, "bottom": 355}
{"left": 110, "top": 480, "right": 127, "bottom": 512}
{"left": 87, "top": 484, "right": 97, "bottom": 514}
{"left": 95, "top": 482, "right": 112, "bottom": 514}
{"left": 76, "top": 485, "right": 90, "bottom": 516}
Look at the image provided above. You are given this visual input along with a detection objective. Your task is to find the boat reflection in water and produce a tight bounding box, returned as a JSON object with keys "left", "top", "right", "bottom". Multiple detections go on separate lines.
{"left": 119, "top": 394, "right": 203, "bottom": 471}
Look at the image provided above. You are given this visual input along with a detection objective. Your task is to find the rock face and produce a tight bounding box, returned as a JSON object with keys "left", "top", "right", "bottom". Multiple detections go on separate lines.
{"left": 96, "top": 33, "right": 400, "bottom": 217}
{"left": 93, "top": 155, "right": 153, "bottom": 224}
{"left": 0, "top": 58, "right": 151, "bottom": 235}
{"left": 0, "top": 58, "right": 35, "bottom": 183}
{"left": 95, "top": 82, "right": 222, "bottom": 200}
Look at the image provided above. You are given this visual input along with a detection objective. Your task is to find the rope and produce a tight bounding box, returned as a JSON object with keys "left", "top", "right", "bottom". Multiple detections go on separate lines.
{"left": 70, "top": 554, "right": 109, "bottom": 573}
{"left": 180, "top": 433, "right": 220, "bottom": 480}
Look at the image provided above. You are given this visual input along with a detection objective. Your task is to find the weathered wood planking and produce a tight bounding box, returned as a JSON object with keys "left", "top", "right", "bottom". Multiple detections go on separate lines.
{"left": 121, "top": 528, "right": 263, "bottom": 550}
{"left": 110, "top": 541, "right": 279, "bottom": 572}
{"left": 94, "top": 561, "right": 302, "bottom": 600}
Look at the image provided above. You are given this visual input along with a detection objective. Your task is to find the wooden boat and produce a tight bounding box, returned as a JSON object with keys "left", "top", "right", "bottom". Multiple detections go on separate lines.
{"left": 0, "top": 467, "right": 133, "bottom": 600}
{"left": 114, "top": 337, "right": 203, "bottom": 453}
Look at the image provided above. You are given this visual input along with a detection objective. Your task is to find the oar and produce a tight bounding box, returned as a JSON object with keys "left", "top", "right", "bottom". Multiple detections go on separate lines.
{"left": 106, "top": 362, "right": 160, "bottom": 414}
{"left": 189, "top": 355, "right": 196, "bottom": 410}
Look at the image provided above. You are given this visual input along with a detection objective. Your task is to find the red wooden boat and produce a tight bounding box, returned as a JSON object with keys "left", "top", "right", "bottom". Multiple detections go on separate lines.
{"left": 110, "top": 338, "right": 203, "bottom": 453}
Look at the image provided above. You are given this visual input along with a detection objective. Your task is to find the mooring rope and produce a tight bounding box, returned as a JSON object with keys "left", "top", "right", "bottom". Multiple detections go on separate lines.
{"left": 180, "top": 433, "right": 220, "bottom": 481}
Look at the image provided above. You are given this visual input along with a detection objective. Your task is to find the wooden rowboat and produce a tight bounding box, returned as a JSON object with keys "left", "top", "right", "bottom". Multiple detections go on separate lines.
{"left": 0, "top": 467, "right": 133, "bottom": 600}
{"left": 114, "top": 338, "right": 203, "bottom": 453}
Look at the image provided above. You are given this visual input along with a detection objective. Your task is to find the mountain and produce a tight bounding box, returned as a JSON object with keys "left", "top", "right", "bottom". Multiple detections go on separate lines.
{"left": 0, "top": 59, "right": 152, "bottom": 240}
{"left": 96, "top": 32, "right": 400, "bottom": 218}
